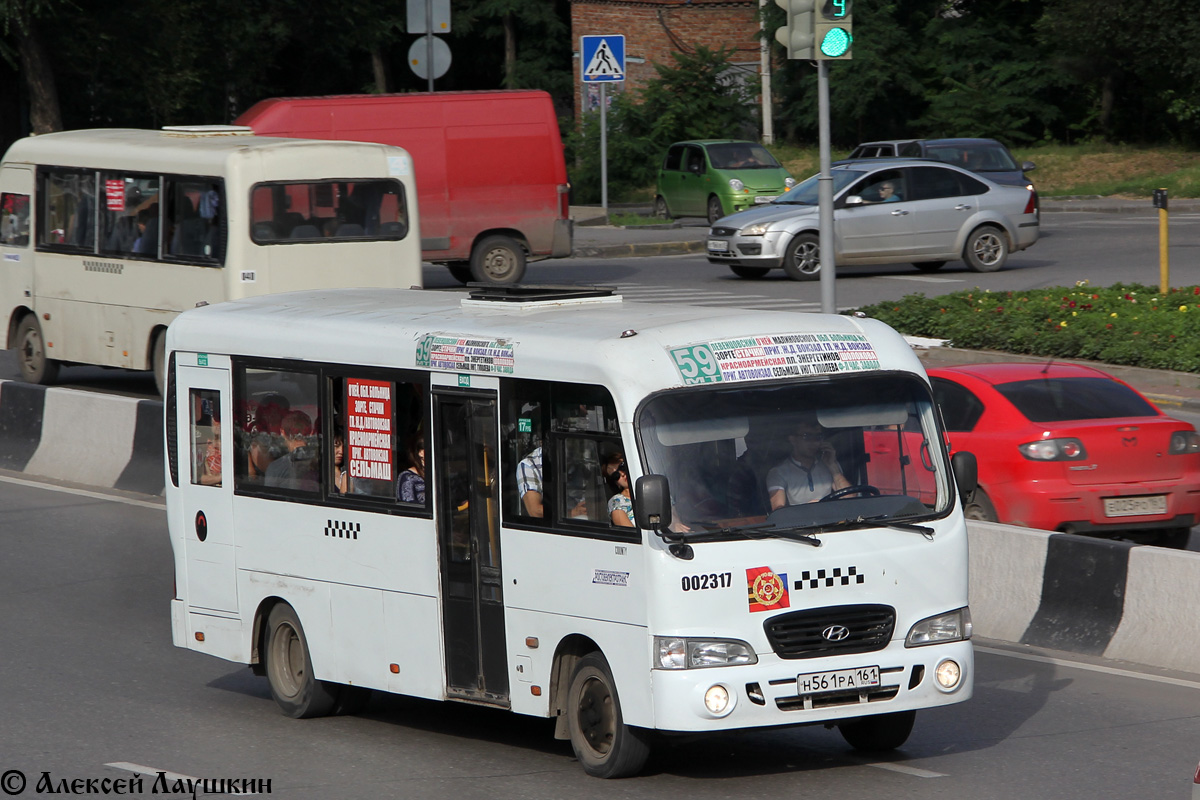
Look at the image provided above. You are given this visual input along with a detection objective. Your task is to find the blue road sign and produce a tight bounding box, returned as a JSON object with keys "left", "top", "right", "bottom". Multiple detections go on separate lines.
{"left": 581, "top": 35, "right": 625, "bottom": 83}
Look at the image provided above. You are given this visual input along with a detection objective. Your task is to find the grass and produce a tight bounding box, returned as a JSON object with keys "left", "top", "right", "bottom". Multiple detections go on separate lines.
{"left": 854, "top": 282, "right": 1200, "bottom": 373}
{"left": 614, "top": 141, "right": 1200, "bottom": 204}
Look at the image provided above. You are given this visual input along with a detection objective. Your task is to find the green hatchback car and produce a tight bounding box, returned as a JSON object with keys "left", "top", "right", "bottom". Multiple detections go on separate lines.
{"left": 655, "top": 140, "right": 795, "bottom": 225}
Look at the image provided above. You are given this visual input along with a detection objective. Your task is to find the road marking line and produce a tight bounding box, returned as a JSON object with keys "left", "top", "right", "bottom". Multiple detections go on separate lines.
{"left": 866, "top": 762, "right": 947, "bottom": 778}
{"left": 0, "top": 474, "right": 163, "bottom": 510}
{"left": 104, "top": 763, "right": 258, "bottom": 795}
{"left": 975, "top": 645, "right": 1200, "bottom": 690}
{"left": 882, "top": 276, "right": 964, "bottom": 283}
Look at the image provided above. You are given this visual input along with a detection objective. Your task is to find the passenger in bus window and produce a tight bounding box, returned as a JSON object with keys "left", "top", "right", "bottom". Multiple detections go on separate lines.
{"left": 331, "top": 433, "right": 348, "bottom": 494}
{"left": 264, "top": 409, "right": 319, "bottom": 491}
{"left": 396, "top": 430, "right": 426, "bottom": 504}
{"left": 607, "top": 462, "right": 635, "bottom": 527}
{"left": 767, "top": 418, "right": 850, "bottom": 508}
{"left": 517, "top": 446, "right": 544, "bottom": 516}
{"left": 242, "top": 431, "right": 274, "bottom": 486}
{"left": 198, "top": 405, "right": 222, "bottom": 487}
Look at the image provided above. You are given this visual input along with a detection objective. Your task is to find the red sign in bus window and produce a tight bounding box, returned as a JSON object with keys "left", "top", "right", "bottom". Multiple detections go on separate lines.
{"left": 346, "top": 378, "right": 393, "bottom": 482}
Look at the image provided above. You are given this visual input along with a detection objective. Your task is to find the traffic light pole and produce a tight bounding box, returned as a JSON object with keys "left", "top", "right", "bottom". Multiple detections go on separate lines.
{"left": 817, "top": 60, "right": 835, "bottom": 314}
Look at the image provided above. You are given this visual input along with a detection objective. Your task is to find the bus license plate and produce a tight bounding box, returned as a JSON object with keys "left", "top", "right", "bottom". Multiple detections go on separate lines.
{"left": 797, "top": 665, "right": 880, "bottom": 694}
{"left": 707, "top": 240, "right": 729, "bottom": 252}
{"left": 1103, "top": 494, "right": 1167, "bottom": 517}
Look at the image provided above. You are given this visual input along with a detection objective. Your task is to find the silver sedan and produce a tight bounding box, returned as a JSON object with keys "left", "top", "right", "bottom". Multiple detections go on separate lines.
{"left": 706, "top": 158, "right": 1040, "bottom": 281}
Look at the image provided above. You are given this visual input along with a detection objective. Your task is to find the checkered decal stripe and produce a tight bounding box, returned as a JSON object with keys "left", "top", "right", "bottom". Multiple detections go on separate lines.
{"left": 794, "top": 566, "right": 864, "bottom": 589}
{"left": 325, "top": 520, "right": 360, "bottom": 540}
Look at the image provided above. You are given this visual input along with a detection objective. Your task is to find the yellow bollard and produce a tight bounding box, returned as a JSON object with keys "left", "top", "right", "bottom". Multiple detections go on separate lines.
{"left": 1154, "top": 188, "right": 1169, "bottom": 293}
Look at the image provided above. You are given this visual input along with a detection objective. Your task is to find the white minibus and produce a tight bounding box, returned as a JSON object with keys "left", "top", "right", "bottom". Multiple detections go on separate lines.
{"left": 164, "top": 285, "right": 978, "bottom": 778}
{"left": 0, "top": 126, "right": 421, "bottom": 393}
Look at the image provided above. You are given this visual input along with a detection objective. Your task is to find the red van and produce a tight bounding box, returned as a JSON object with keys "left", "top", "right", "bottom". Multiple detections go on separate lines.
{"left": 236, "top": 90, "right": 572, "bottom": 284}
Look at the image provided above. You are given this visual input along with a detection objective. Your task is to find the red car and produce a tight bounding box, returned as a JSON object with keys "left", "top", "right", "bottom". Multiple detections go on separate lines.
{"left": 927, "top": 362, "right": 1200, "bottom": 548}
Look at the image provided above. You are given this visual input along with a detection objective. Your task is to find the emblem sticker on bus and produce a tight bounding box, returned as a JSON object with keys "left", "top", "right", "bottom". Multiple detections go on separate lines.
{"left": 240, "top": 270, "right": 256, "bottom": 283}
{"left": 747, "top": 566, "right": 790, "bottom": 612}
{"left": 416, "top": 333, "right": 515, "bottom": 374}
{"left": 669, "top": 332, "right": 880, "bottom": 385}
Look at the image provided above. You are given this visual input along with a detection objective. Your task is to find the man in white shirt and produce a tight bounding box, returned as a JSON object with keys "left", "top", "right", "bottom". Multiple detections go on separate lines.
{"left": 767, "top": 419, "right": 851, "bottom": 509}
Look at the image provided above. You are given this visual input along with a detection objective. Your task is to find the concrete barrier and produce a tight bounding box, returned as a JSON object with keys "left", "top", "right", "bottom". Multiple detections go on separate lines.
{"left": 2, "top": 380, "right": 1196, "bottom": 674}
{"left": 0, "top": 381, "right": 163, "bottom": 495}
{"left": 968, "top": 519, "right": 1200, "bottom": 673}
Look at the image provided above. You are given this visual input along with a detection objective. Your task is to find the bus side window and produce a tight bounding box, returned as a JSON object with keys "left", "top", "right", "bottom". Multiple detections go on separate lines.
{"left": 330, "top": 375, "right": 425, "bottom": 503}
{"left": 39, "top": 168, "right": 96, "bottom": 250}
{"left": 1, "top": 192, "right": 31, "bottom": 246}
{"left": 234, "top": 366, "right": 321, "bottom": 495}
{"left": 189, "top": 389, "right": 222, "bottom": 487}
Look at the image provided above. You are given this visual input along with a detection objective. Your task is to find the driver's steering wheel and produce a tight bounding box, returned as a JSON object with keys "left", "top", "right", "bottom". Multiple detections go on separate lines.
{"left": 820, "top": 484, "right": 881, "bottom": 502}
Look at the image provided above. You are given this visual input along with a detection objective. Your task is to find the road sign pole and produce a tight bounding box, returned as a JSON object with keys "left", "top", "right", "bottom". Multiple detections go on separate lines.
{"left": 817, "top": 60, "right": 835, "bottom": 314}
{"left": 600, "top": 84, "right": 608, "bottom": 216}
{"left": 426, "top": 0, "right": 434, "bottom": 91}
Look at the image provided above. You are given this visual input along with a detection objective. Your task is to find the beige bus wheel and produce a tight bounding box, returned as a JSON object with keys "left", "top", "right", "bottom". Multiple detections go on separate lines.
{"left": 264, "top": 604, "right": 338, "bottom": 719}
{"left": 16, "top": 314, "right": 60, "bottom": 385}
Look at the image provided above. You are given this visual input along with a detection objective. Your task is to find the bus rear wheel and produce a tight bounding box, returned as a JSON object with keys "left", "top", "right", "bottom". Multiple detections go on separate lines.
{"left": 470, "top": 235, "right": 526, "bottom": 284}
{"left": 264, "top": 604, "right": 339, "bottom": 719}
{"left": 566, "top": 653, "right": 650, "bottom": 778}
{"left": 16, "top": 314, "right": 60, "bottom": 385}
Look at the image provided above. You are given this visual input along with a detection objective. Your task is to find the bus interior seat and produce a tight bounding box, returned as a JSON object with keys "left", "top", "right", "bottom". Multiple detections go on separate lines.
{"left": 253, "top": 221, "right": 278, "bottom": 241}
{"left": 290, "top": 224, "right": 321, "bottom": 239}
{"left": 380, "top": 221, "right": 407, "bottom": 237}
{"left": 335, "top": 223, "right": 364, "bottom": 237}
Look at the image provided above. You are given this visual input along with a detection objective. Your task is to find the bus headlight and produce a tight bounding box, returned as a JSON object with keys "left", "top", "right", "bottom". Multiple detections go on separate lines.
{"left": 704, "top": 684, "right": 732, "bottom": 715}
{"left": 905, "top": 607, "right": 972, "bottom": 647}
{"left": 654, "top": 637, "right": 758, "bottom": 669}
{"left": 934, "top": 658, "right": 963, "bottom": 690}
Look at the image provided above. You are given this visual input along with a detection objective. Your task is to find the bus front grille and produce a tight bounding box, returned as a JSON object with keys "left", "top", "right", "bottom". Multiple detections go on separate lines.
{"left": 763, "top": 604, "right": 895, "bottom": 659}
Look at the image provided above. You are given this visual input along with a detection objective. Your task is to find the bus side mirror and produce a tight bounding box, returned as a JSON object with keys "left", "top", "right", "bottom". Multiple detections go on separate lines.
{"left": 634, "top": 474, "right": 672, "bottom": 533}
{"left": 950, "top": 451, "right": 978, "bottom": 501}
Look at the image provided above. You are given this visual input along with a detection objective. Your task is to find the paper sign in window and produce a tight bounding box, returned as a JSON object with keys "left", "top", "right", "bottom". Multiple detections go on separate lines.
{"left": 347, "top": 378, "right": 393, "bottom": 481}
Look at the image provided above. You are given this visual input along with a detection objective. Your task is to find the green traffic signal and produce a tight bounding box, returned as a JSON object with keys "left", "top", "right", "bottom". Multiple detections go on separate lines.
{"left": 819, "top": 27, "right": 852, "bottom": 57}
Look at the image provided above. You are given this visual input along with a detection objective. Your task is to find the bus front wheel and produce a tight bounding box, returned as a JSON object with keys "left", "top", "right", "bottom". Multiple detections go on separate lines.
{"left": 16, "top": 314, "right": 60, "bottom": 385}
{"left": 838, "top": 710, "right": 917, "bottom": 752}
{"left": 566, "top": 653, "right": 650, "bottom": 778}
{"left": 264, "top": 604, "right": 339, "bottom": 719}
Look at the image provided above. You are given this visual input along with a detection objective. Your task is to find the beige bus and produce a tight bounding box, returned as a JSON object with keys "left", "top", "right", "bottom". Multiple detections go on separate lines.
{"left": 0, "top": 126, "right": 422, "bottom": 393}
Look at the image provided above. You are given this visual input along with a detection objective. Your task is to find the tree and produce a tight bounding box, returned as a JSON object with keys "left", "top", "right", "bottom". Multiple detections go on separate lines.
{"left": 0, "top": 0, "right": 66, "bottom": 133}
{"left": 565, "top": 46, "right": 755, "bottom": 203}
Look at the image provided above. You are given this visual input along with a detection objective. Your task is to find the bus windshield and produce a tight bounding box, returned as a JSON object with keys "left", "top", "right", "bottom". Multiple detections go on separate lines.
{"left": 636, "top": 373, "right": 951, "bottom": 534}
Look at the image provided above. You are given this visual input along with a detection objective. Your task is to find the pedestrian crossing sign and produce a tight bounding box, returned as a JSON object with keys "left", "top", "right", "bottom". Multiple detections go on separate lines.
{"left": 581, "top": 35, "right": 625, "bottom": 83}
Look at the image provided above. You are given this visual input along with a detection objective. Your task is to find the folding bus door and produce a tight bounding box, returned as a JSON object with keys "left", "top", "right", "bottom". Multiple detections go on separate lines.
{"left": 433, "top": 387, "right": 509, "bottom": 705}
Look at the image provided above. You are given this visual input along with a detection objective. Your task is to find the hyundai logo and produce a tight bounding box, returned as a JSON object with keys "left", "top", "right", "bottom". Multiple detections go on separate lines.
{"left": 822, "top": 624, "right": 850, "bottom": 642}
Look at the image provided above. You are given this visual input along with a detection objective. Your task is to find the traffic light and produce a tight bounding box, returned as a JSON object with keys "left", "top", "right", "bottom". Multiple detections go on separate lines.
{"left": 774, "top": 0, "right": 817, "bottom": 61}
{"left": 815, "top": 0, "right": 852, "bottom": 60}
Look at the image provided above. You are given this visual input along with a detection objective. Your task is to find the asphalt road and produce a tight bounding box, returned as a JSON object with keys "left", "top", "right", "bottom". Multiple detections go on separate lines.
{"left": 1, "top": 475, "right": 1198, "bottom": 799}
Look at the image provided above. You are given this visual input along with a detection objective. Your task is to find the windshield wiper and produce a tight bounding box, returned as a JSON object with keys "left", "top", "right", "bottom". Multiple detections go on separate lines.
{"left": 817, "top": 515, "right": 934, "bottom": 538}
{"left": 668, "top": 522, "right": 822, "bottom": 547}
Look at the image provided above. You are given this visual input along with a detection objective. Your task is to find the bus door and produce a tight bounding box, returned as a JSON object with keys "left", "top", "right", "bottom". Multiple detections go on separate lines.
{"left": 432, "top": 386, "right": 509, "bottom": 705}
{"left": 175, "top": 357, "right": 238, "bottom": 614}
{"left": 0, "top": 165, "right": 34, "bottom": 304}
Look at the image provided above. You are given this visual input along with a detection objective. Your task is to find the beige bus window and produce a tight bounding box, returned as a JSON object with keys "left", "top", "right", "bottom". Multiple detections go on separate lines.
{"left": 40, "top": 169, "right": 96, "bottom": 250}
{"left": 99, "top": 174, "right": 160, "bottom": 258}
{"left": 234, "top": 367, "right": 321, "bottom": 494}
{"left": 250, "top": 180, "right": 408, "bottom": 243}
{"left": 0, "top": 193, "right": 30, "bottom": 246}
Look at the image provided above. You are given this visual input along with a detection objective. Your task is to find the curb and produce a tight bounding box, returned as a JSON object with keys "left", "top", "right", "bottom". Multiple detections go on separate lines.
{"left": 571, "top": 240, "right": 708, "bottom": 259}
{"left": 913, "top": 345, "right": 1200, "bottom": 413}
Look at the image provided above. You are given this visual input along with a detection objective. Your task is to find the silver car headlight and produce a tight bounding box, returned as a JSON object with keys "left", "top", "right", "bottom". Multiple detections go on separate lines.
{"left": 784, "top": 177, "right": 797, "bottom": 188}
{"left": 654, "top": 637, "right": 758, "bottom": 669}
{"left": 741, "top": 221, "right": 773, "bottom": 236}
{"left": 728, "top": 178, "right": 745, "bottom": 192}
{"left": 905, "top": 607, "right": 972, "bottom": 647}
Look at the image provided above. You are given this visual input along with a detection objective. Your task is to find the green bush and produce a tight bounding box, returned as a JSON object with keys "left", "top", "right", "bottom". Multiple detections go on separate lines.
{"left": 854, "top": 282, "right": 1200, "bottom": 373}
